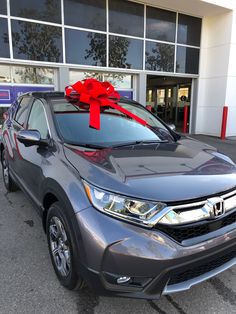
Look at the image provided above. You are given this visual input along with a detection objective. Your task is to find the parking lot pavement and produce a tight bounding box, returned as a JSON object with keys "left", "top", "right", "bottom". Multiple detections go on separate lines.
{"left": 0, "top": 136, "right": 236, "bottom": 314}
{"left": 190, "top": 134, "right": 236, "bottom": 162}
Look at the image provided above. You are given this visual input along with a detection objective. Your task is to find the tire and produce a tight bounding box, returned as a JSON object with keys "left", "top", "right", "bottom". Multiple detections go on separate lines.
{"left": 46, "top": 201, "right": 85, "bottom": 290}
{"left": 1, "top": 148, "right": 18, "bottom": 192}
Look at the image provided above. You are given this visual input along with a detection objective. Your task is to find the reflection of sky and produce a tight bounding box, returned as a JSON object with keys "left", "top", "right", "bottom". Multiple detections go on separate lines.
{"left": 146, "top": 20, "right": 175, "bottom": 42}
{"left": 0, "top": 0, "right": 7, "bottom": 14}
{"left": 10, "top": 0, "right": 61, "bottom": 23}
{"left": 178, "top": 25, "right": 188, "bottom": 44}
{"left": 176, "top": 46, "right": 186, "bottom": 73}
{"left": 109, "top": 0, "right": 144, "bottom": 37}
{"left": 64, "top": 0, "right": 106, "bottom": 31}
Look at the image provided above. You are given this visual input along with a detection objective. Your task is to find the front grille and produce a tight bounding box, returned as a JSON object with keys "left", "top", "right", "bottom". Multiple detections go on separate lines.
{"left": 169, "top": 246, "right": 236, "bottom": 285}
{"left": 156, "top": 209, "right": 236, "bottom": 243}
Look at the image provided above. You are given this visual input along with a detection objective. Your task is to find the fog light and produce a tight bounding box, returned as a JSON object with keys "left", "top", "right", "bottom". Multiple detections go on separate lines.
{"left": 117, "top": 276, "right": 131, "bottom": 284}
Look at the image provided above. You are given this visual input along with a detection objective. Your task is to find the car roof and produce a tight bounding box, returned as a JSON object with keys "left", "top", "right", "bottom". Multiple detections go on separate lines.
{"left": 20, "top": 91, "right": 139, "bottom": 105}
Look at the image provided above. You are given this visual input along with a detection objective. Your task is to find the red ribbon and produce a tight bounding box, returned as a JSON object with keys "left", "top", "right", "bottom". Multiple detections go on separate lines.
{"left": 65, "top": 78, "right": 147, "bottom": 130}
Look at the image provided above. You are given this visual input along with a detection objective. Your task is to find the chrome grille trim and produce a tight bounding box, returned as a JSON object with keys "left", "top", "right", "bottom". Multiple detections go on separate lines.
{"left": 149, "top": 189, "right": 236, "bottom": 226}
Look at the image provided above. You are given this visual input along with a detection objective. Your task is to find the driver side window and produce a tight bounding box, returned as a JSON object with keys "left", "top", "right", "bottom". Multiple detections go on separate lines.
{"left": 27, "top": 99, "right": 49, "bottom": 140}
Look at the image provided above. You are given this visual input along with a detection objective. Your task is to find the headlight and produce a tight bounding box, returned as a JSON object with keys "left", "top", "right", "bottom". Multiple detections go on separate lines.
{"left": 83, "top": 181, "right": 166, "bottom": 227}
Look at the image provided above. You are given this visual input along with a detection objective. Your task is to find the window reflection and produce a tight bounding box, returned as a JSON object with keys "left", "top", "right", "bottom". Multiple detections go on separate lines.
{"left": 146, "top": 7, "right": 176, "bottom": 42}
{"left": 69, "top": 70, "right": 132, "bottom": 90}
{"left": 178, "top": 14, "right": 202, "bottom": 46}
{"left": 103, "top": 73, "right": 132, "bottom": 89}
{"left": 109, "top": 0, "right": 144, "bottom": 37}
{"left": 64, "top": 0, "right": 106, "bottom": 31}
{"left": 10, "top": 0, "right": 61, "bottom": 24}
{"left": 0, "top": 0, "right": 7, "bottom": 15}
{"left": 12, "top": 66, "right": 54, "bottom": 84}
{"left": 0, "top": 18, "right": 9, "bottom": 58}
{"left": 109, "top": 36, "right": 143, "bottom": 69}
{"left": 11, "top": 20, "right": 62, "bottom": 62}
{"left": 69, "top": 71, "right": 103, "bottom": 85}
{"left": 65, "top": 29, "right": 106, "bottom": 66}
{"left": 0, "top": 65, "right": 11, "bottom": 83}
{"left": 145, "top": 41, "right": 174, "bottom": 72}
{"left": 176, "top": 46, "right": 200, "bottom": 74}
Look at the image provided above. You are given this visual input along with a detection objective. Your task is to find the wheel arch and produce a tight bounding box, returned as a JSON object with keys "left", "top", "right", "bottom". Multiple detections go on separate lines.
{"left": 41, "top": 178, "right": 78, "bottom": 232}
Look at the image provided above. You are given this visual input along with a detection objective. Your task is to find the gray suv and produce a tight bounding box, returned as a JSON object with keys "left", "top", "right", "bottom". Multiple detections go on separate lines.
{"left": 1, "top": 92, "right": 236, "bottom": 299}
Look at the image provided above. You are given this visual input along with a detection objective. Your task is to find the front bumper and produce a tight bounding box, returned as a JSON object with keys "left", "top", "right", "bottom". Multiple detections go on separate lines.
{"left": 75, "top": 206, "right": 236, "bottom": 299}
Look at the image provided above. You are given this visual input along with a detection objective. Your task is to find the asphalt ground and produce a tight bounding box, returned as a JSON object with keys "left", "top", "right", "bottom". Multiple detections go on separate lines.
{"left": 0, "top": 135, "right": 236, "bottom": 314}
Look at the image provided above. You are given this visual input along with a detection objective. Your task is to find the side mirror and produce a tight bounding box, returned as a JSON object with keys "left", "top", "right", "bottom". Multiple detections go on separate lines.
{"left": 167, "top": 124, "right": 176, "bottom": 131}
{"left": 17, "top": 130, "right": 47, "bottom": 147}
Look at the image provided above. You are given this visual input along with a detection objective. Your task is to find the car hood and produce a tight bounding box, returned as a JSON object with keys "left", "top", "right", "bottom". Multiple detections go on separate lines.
{"left": 63, "top": 137, "right": 236, "bottom": 202}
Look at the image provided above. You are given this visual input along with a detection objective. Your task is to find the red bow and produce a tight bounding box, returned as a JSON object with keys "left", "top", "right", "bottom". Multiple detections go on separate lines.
{"left": 65, "top": 78, "right": 147, "bottom": 130}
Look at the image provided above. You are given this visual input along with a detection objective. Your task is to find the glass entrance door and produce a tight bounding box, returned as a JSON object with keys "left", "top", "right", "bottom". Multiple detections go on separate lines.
{"left": 146, "top": 76, "right": 192, "bottom": 132}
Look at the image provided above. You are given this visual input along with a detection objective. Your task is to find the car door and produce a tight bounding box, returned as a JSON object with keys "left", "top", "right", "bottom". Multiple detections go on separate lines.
{"left": 4, "top": 96, "right": 32, "bottom": 178}
{"left": 16, "top": 98, "right": 52, "bottom": 202}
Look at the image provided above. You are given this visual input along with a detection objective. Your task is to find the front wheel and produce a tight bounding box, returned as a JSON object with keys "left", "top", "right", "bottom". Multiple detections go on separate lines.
{"left": 46, "top": 202, "right": 85, "bottom": 290}
{"left": 1, "top": 148, "right": 18, "bottom": 192}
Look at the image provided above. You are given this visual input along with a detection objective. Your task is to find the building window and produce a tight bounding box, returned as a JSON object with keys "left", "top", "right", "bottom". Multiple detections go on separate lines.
{"left": 10, "top": 0, "right": 61, "bottom": 24}
{"left": 12, "top": 66, "right": 55, "bottom": 84}
{"left": 0, "top": 0, "right": 7, "bottom": 15}
{"left": 176, "top": 46, "right": 200, "bottom": 74}
{"left": 109, "top": 36, "right": 143, "bottom": 69}
{"left": 109, "top": 0, "right": 144, "bottom": 37}
{"left": 65, "top": 29, "right": 106, "bottom": 66}
{"left": 11, "top": 20, "right": 63, "bottom": 62}
{"left": 178, "top": 14, "right": 202, "bottom": 46}
{"left": 145, "top": 41, "right": 175, "bottom": 72}
{"left": 69, "top": 70, "right": 134, "bottom": 100}
{"left": 0, "top": 18, "right": 10, "bottom": 58}
{"left": 64, "top": 0, "right": 106, "bottom": 31}
{"left": 146, "top": 7, "right": 176, "bottom": 42}
{"left": 0, "top": 65, "right": 11, "bottom": 83}
{"left": 103, "top": 73, "right": 132, "bottom": 89}
{"left": 69, "top": 70, "right": 103, "bottom": 84}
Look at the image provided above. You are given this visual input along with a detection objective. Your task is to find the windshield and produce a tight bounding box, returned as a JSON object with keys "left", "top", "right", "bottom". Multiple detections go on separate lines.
{"left": 52, "top": 99, "right": 174, "bottom": 147}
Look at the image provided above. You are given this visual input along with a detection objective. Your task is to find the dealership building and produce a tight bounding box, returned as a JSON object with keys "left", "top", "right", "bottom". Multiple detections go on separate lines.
{"left": 0, "top": 0, "right": 236, "bottom": 137}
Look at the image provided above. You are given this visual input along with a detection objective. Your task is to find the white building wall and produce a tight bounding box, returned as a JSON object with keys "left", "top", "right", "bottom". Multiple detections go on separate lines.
{"left": 195, "top": 11, "right": 235, "bottom": 136}
{"left": 225, "top": 10, "right": 236, "bottom": 136}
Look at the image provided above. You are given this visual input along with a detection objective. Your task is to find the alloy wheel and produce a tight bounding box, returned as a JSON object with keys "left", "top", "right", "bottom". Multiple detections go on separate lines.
{"left": 49, "top": 216, "right": 71, "bottom": 277}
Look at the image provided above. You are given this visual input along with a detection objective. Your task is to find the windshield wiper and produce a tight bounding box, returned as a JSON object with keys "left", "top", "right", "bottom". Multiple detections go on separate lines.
{"left": 65, "top": 142, "right": 106, "bottom": 149}
{"left": 111, "top": 139, "right": 168, "bottom": 148}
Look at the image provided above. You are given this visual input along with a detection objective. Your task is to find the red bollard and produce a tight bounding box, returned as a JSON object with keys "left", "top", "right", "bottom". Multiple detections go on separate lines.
{"left": 182, "top": 105, "right": 189, "bottom": 133}
{"left": 221, "top": 106, "right": 228, "bottom": 140}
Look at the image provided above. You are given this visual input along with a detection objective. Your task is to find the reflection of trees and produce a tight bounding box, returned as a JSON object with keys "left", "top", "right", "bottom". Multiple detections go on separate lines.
{"left": 85, "top": 34, "right": 131, "bottom": 69}
{"left": 12, "top": 22, "right": 61, "bottom": 62}
{"left": 11, "top": 1, "right": 61, "bottom": 63}
{"left": 13, "top": 67, "right": 53, "bottom": 84}
{"left": 145, "top": 43, "right": 174, "bottom": 72}
{"left": 109, "top": 36, "right": 131, "bottom": 68}
{"left": 85, "top": 32, "right": 106, "bottom": 66}
{"left": 15, "top": 0, "right": 60, "bottom": 23}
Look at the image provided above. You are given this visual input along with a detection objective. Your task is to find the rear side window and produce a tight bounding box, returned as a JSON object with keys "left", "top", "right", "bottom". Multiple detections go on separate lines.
{"left": 14, "top": 97, "right": 31, "bottom": 127}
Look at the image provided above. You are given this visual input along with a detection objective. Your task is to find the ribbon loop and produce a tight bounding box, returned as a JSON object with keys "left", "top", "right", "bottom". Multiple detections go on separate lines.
{"left": 65, "top": 78, "right": 147, "bottom": 130}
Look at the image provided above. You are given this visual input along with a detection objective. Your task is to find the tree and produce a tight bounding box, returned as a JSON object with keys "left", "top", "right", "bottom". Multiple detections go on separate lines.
{"left": 145, "top": 43, "right": 174, "bottom": 72}
{"left": 11, "top": 0, "right": 61, "bottom": 64}
{"left": 85, "top": 34, "right": 131, "bottom": 69}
